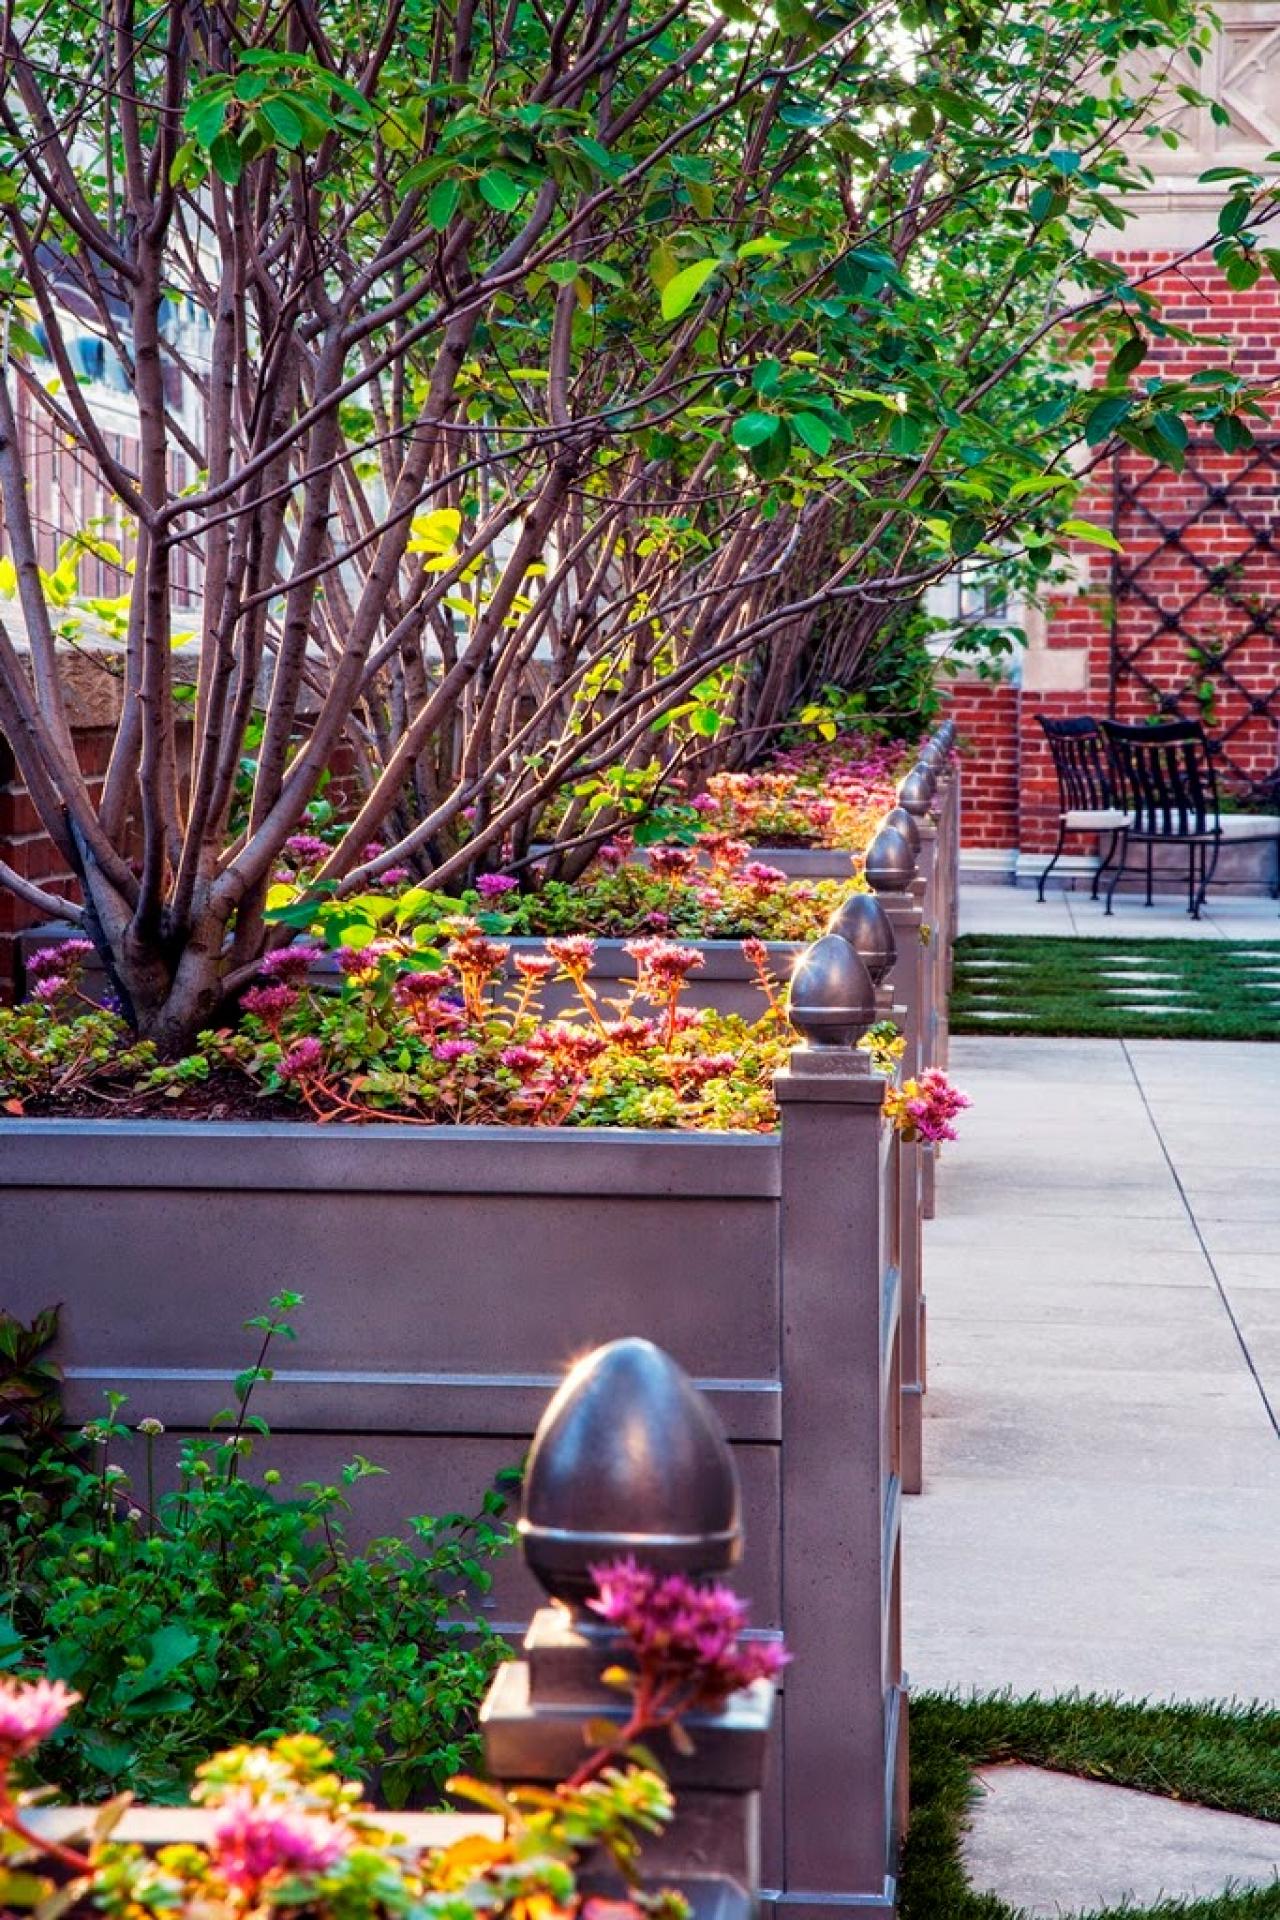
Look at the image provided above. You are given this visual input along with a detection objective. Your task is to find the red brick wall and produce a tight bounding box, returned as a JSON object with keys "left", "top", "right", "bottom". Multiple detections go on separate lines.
{"left": 951, "top": 247, "right": 1280, "bottom": 858}
{"left": 941, "top": 681, "right": 1020, "bottom": 848}
{"left": 0, "top": 731, "right": 114, "bottom": 998}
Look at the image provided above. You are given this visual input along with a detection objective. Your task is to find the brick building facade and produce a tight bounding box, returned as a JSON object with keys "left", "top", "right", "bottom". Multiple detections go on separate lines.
{"left": 949, "top": 5, "right": 1280, "bottom": 881}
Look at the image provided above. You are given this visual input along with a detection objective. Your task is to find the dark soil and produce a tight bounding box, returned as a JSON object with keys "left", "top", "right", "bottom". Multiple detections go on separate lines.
{"left": 19, "top": 1067, "right": 309, "bottom": 1126}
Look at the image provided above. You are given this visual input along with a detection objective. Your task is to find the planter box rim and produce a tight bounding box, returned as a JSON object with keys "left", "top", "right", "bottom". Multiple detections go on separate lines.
{"left": 0, "top": 1115, "right": 782, "bottom": 1197}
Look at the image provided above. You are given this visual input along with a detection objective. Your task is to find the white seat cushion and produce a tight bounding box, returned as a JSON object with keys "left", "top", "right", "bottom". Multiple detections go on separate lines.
{"left": 1064, "top": 809, "right": 1280, "bottom": 837}
{"left": 1063, "top": 809, "right": 1130, "bottom": 829}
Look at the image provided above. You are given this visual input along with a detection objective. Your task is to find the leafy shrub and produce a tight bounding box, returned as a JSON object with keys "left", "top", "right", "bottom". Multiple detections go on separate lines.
{"left": 1, "top": 1295, "right": 514, "bottom": 1808}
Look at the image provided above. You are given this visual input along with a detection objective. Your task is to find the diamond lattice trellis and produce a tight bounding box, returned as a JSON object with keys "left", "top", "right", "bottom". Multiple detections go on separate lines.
{"left": 1108, "top": 442, "right": 1280, "bottom": 801}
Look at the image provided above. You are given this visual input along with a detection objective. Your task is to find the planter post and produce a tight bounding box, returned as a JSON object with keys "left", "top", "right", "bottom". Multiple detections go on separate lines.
{"left": 480, "top": 1338, "right": 780, "bottom": 1909}
{"left": 773, "top": 934, "right": 905, "bottom": 1917}
{"left": 866, "top": 827, "right": 927, "bottom": 1497}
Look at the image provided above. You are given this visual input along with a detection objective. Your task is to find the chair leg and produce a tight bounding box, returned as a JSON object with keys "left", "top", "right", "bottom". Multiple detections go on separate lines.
{"left": 1092, "top": 830, "right": 1120, "bottom": 900}
{"left": 1194, "top": 838, "right": 1219, "bottom": 920}
{"left": 1037, "top": 824, "right": 1067, "bottom": 903}
{"left": 1144, "top": 841, "right": 1154, "bottom": 907}
{"left": 1187, "top": 843, "right": 1198, "bottom": 917}
{"left": 1104, "top": 833, "right": 1128, "bottom": 917}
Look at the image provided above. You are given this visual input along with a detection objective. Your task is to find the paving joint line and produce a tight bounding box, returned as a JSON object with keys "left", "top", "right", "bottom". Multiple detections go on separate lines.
{"left": 1119, "top": 1038, "right": 1280, "bottom": 1440}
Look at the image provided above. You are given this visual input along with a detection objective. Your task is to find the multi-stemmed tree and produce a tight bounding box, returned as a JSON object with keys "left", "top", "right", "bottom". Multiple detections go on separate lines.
{"left": 0, "top": 0, "right": 1264, "bottom": 1047}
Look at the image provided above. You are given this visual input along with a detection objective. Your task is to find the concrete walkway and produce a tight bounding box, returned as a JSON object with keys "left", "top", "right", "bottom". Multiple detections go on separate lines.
{"left": 903, "top": 1035, "right": 1280, "bottom": 1704}
{"left": 961, "top": 881, "right": 1280, "bottom": 942}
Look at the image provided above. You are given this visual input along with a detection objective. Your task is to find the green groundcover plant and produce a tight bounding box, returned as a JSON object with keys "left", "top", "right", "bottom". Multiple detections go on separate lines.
{"left": 0, "top": 1298, "right": 514, "bottom": 1810}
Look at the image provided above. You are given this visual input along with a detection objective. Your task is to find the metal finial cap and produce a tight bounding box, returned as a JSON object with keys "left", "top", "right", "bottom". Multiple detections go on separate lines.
{"left": 787, "top": 932, "right": 876, "bottom": 1047}
{"left": 519, "top": 1338, "right": 742, "bottom": 1604}
{"left": 937, "top": 719, "right": 956, "bottom": 746}
{"left": 826, "top": 890, "right": 897, "bottom": 985}
{"left": 865, "top": 823, "right": 917, "bottom": 892}
{"left": 897, "top": 765, "right": 936, "bottom": 818}
{"left": 883, "top": 804, "right": 922, "bottom": 855}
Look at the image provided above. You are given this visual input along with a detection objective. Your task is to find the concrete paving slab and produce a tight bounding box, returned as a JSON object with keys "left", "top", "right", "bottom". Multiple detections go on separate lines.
{"left": 1212, "top": 1255, "right": 1280, "bottom": 1290}
{"left": 926, "top": 1213, "right": 1204, "bottom": 1259}
{"left": 1199, "top": 1221, "right": 1280, "bottom": 1257}
{"left": 925, "top": 1248, "right": 1217, "bottom": 1288}
{"left": 941, "top": 1183, "right": 1185, "bottom": 1221}
{"left": 931, "top": 1317, "right": 1248, "bottom": 1375}
{"left": 921, "top": 1385, "right": 1278, "bottom": 1488}
{"left": 908, "top": 1035, "right": 1279, "bottom": 1707}
{"left": 961, "top": 1765, "right": 1280, "bottom": 1918}
{"left": 927, "top": 1279, "right": 1232, "bottom": 1325}
{"left": 960, "top": 882, "right": 1280, "bottom": 941}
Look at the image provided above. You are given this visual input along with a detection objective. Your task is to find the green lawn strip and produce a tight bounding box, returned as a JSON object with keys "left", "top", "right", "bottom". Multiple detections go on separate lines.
{"left": 902, "top": 1693, "right": 1280, "bottom": 1920}
{"left": 952, "top": 937, "right": 1280, "bottom": 1041}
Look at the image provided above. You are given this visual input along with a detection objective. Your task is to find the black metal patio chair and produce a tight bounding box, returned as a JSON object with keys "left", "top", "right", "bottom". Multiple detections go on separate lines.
{"left": 1035, "top": 714, "right": 1130, "bottom": 902}
{"left": 1099, "top": 717, "right": 1280, "bottom": 919}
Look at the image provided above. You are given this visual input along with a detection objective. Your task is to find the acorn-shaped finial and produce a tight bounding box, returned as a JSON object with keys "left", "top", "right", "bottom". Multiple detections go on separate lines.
{"left": 865, "top": 824, "right": 917, "bottom": 893}
{"left": 897, "top": 764, "right": 937, "bottom": 818}
{"left": 826, "top": 890, "right": 897, "bottom": 986}
{"left": 787, "top": 932, "right": 876, "bottom": 1047}
{"left": 519, "top": 1338, "right": 742, "bottom": 1606}
{"left": 883, "top": 804, "right": 922, "bottom": 855}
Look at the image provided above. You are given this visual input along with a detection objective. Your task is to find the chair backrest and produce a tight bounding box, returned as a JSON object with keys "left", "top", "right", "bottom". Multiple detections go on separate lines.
{"left": 1037, "top": 714, "right": 1115, "bottom": 813}
{"left": 1099, "top": 718, "right": 1219, "bottom": 835}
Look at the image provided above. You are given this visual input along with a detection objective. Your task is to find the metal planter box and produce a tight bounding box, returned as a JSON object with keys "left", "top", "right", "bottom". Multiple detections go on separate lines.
{"left": 0, "top": 1058, "right": 905, "bottom": 1918}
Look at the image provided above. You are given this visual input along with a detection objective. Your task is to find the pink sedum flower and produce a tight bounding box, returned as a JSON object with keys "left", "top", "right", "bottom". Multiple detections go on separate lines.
{"left": 476, "top": 873, "right": 519, "bottom": 898}
{"left": 31, "top": 974, "right": 70, "bottom": 1001}
{"left": 433, "top": 1038, "right": 478, "bottom": 1062}
{"left": 588, "top": 1559, "right": 788, "bottom": 1704}
{"left": 241, "top": 983, "right": 299, "bottom": 1022}
{"left": 0, "top": 1678, "right": 79, "bottom": 1756}
{"left": 281, "top": 1037, "right": 324, "bottom": 1079}
{"left": 546, "top": 935, "right": 597, "bottom": 970}
{"left": 29, "top": 939, "right": 95, "bottom": 979}
{"left": 209, "top": 1789, "right": 351, "bottom": 1890}
{"left": 514, "top": 953, "right": 556, "bottom": 982}
{"left": 259, "top": 945, "right": 316, "bottom": 981}
{"left": 284, "top": 834, "right": 330, "bottom": 866}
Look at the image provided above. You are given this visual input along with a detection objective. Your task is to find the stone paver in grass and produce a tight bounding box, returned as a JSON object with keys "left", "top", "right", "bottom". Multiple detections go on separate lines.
{"left": 961, "top": 1765, "right": 1280, "bottom": 1918}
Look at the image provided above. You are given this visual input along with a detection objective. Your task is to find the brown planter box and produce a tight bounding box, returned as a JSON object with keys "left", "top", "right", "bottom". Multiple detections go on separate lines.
{"left": 0, "top": 1043, "right": 905, "bottom": 1917}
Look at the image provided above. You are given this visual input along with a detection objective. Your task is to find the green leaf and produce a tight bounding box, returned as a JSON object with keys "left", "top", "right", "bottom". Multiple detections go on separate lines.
{"left": 209, "top": 132, "right": 244, "bottom": 185}
{"left": 1151, "top": 410, "right": 1189, "bottom": 453}
{"left": 1218, "top": 193, "right": 1252, "bottom": 237}
{"left": 136, "top": 1624, "right": 200, "bottom": 1692}
{"left": 184, "top": 90, "right": 230, "bottom": 145}
{"left": 1084, "top": 391, "right": 1133, "bottom": 446}
{"left": 260, "top": 98, "right": 305, "bottom": 147}
{"left": 660, "top": 258, "right": 720, "bottom": 321}
{"left": 1112, "top": 334, "right": 1147, "bottom": 378}
{"left": 478, "top": 169, "right": 524, "bottom": 213}
{"left": 427, "top": 178, "right": 460, "bottom": 231}
{"left": 732, "top": 411, "right": 779, "bottom": 449}
{"left": 1212, "top": 414, "right": 1254, "bottom": 453}
{"left": 792, "top": 411, "right": 833, "bottom": 456}
{"left": 1060, "top": 519, "right": 1123, "bottom": 553}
